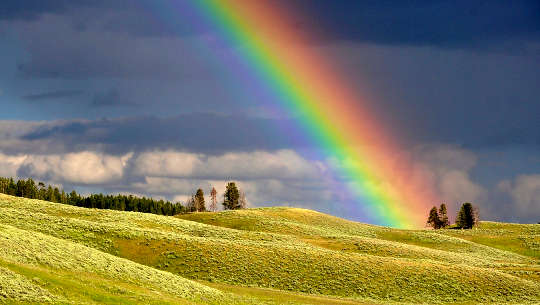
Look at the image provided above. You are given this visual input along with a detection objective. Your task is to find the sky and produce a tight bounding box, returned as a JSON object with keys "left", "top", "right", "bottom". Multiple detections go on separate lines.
{"left": 0, "top": 0, "right": 539, "bottom": 224}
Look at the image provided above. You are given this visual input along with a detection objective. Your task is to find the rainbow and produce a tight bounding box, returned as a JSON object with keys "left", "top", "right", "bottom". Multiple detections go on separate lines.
{"left": 150, "top": 1, "right": 439, "bottom": 228}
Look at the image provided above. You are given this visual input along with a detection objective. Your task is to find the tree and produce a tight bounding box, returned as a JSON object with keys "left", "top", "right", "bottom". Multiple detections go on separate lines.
{"left": 0, "top": 175, "right": 185, "bottom": 217}
{"left": 186, "top": 195, "right": 196, "bottom": 212}
{"left": 239, "top": 190, "right": 247, "bottom": 209}
{"left": 473, "top": 205, "right": 480, "bottom": 225}
{"left": 46, "top": 186, "right": 55, "bottom": 202}
{"left": 427, "top": 206, "right": 441, "bottom": 229}
{"left": 438, "top": 203, "right": 449, "bottom": 228}
{"left": 456, "top": 202, "right": 477, "bottom": 229}
{"left": 53, "top": 187, "right": 61, "bottom": 203}
{"left": 194, "top": 188, "right": 206, "bottom": 212}
{"left": 37, "top": 182, "right": 46, "bottom": 199}
{"left": 209, "top": 187, "right": 218, "bottom": 212}
{"left": 223, "top": 182, "right": 240, "bottom": 210}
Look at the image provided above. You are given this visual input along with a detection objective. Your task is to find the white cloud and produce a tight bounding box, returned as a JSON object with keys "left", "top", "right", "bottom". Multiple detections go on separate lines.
{"left": 411, "top": 144, "right": 493, "bottom": 218}
{"left": 17, "top": 151, "right": 132, "bottom": 184}
{"left": 132, "top": 177, "right": 208, "bottom": 195}
{"left": 412, "top": 144, "right": 487, "bottom": 215}
{"left": 129, "top": 149, "right": 331, "bottom": 207}
{"left": 497, "top": 175, "right": 540, "bottom": 219}
{"left": 0, "top": 152, "right": 27, "bottom": 177}
{"left": 203, "top": 150, "right": 323, "bottom": 180}
{"left": 6, "top": 145, "right": 535, "bottom": 223}
{"left": 438, "top": 170, "right": 486, "bottom": 205}
{"left": 326, "top": 144, "right": 487, "bottom": 212}
{"left": 133, "top": 149, "right": 324, "bottom": 180}
{"left": 0, "top": 149, "right": 330, "bottom": 209}
{"left": 133, "top": 151, "right": 202, "bottom": 177}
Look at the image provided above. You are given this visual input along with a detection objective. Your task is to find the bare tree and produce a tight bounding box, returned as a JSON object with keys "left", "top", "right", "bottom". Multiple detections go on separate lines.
{"left": 239, "top": 190, "right": 247, "bottom": 209}
{"left": 186, "top": 195, "right": 196, "bottom": 212}
{"left": 473, "top": 206, "right": 480, "bottom": 226}
{"left": 209, "top": 187, "right": 218, "bottom": 212}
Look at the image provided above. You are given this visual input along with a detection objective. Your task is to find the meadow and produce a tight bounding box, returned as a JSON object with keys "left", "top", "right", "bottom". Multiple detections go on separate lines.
{"left": 0, "top": 193, "right": 538, "bottom": 304}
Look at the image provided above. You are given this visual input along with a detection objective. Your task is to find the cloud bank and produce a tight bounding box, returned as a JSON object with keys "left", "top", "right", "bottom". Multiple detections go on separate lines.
{"left": 0, "top": 117, "right": 537, "bottom": 223}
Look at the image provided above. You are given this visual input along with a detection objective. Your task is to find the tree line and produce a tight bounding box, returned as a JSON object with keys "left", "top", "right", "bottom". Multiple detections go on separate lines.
{"left": 427, "top": 202, "right": 479, "bottom": 229}
{"left": 0, "top": 177, "right": 247, "bottom": 216}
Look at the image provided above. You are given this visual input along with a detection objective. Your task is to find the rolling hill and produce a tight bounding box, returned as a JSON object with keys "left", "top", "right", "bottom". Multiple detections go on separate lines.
{"left": 0, "top": 193, "right": 539, "bottom": 304}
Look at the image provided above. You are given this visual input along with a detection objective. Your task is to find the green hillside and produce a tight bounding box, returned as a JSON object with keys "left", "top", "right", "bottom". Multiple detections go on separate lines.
{"left": 0, "top": 193, "right": 539, "bottom": 304}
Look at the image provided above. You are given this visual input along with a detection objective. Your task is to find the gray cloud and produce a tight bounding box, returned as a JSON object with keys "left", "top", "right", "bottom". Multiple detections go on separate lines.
{"left": 0, "top": 143, "right": 536, "bottom": 223}
{"left": 0, "top": 148, "right": 333, "bottom": 213}
{"left": 22, "top": 89, "right": 84, "bottom": 101}
{"left": 91, "top": 88, "right": 135, "bottom": 107}
{"left": 3, "top": 0, "right": 539, "bottom": 48}
{"left": 0, "top": 0, "right": 70, "bottom": 20}
{"left": 296, "top": 1, "right": 540, "bottom": 49}
{"left": 315, "top": 43, "right": 540, "bottom": 149}
{"left": 497, "top": 175, "right": 540, "bottom": 222}
{"left": 9, "top": 13, "right": 220, "bottom": 79}
{"left": 1, "top": 1, "right": 538, "bottom": 225}
{"left": 0, "top": 118, "right": 537, "bottom": 223}
{"left": 414, "top": 145, "right": 493, "bottom": 216}
{"left": 1, "top": 115, "right": 308, "bottom": 155}
{"left": 4, "top": 13, "right": 539, "bottom": 152}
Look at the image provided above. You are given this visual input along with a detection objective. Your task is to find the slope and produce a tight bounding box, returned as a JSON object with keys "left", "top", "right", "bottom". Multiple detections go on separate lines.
{"left": 1, "top": 194, "right": 539, "bottom": 304}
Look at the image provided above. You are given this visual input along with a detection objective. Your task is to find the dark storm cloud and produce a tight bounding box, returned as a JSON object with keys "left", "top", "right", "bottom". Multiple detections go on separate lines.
{"left": 3, "top": 0, "right": 539, "bottom": 47}
{"left": 91, "top": 88, "right": 134, "bottom": 107}
{"left": 11, "top": 13, "right": 219, "bottom": 80}
{"left": 5, "top": 0, "right": 538, "bottom": 81}
{"left": 7, "top": 110, "right": 540, "bottom": 158}
{"left": 0, "top": 0, "right": 70, "bottom": 20}
{"left": 22, "top": 89, "right": 84, "bottom": 101}
{"left": 0, "top": 0, "right": 194, "bottom": 37}
{"left": 291, "top": 0, "right": 540, "bottom": 48}
{"left": 0, "top": 0, "right": 135, "bottom": 20}
{"left": 0, "top": 0, "right": 538, "bottom": 224}
{"left": 16, "top": 114, "right": 309, "bottom": 155}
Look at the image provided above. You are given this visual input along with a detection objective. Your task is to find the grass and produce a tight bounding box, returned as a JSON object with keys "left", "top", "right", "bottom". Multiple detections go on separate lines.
{"left": 440, "top": 221, "right": 540, "bottom": 259}
{"left": 201, "top": 281, "right": 379, "bottom": 305}
{"left": 1, "top": 193, "right": 539, "bottom": 304}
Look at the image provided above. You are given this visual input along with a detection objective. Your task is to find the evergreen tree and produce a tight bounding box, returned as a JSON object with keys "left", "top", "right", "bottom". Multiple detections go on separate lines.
{"left": 60, "top": 190, "right": 67, "bottom": 204}
{"left": 38, "top": 182, "right": 46, "bottom": 199}
{"left": 53, "top": 187, "right": 61, "bottom": 203}
{"left": 46, "top": 186, "right": 54, "bottom": 202}
{"left": 456, "top": 202, "right": 476, "bottom": 229}
{"left": 195, "top": 188, "right": 206, "bottom": 211}
{"left": 438, "top": 203, "right": 449, "bottom": 228}
{"left": 24, "top": 178, "right": 37, "bottom": 199}
{"left": 16, "top": 179, "right": 25, "bottom": 197}
{"left": 209, "top": 187, "right": 218, "bottom": 212}
{"left": 8, "top": 178, "right": 16, "bottom": 196}
{"left": 0, "top": 178, "right": 7, "bottom": 193}
{"left": 427, "top": 206, "right": 441, "bottom": 229}
{"left": 0, "top": 176, "right": 187, "bottom": 216}
{"left": 223, "top": 182, "right": 240, "bottom": 210}
{"left": 68, "top": 190, "right": 79, "bottom": 205}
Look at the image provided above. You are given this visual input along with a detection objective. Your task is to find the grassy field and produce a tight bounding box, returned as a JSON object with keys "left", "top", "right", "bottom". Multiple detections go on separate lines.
{"left": 0, "top": 193, "right": 539, "bottom": 304}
